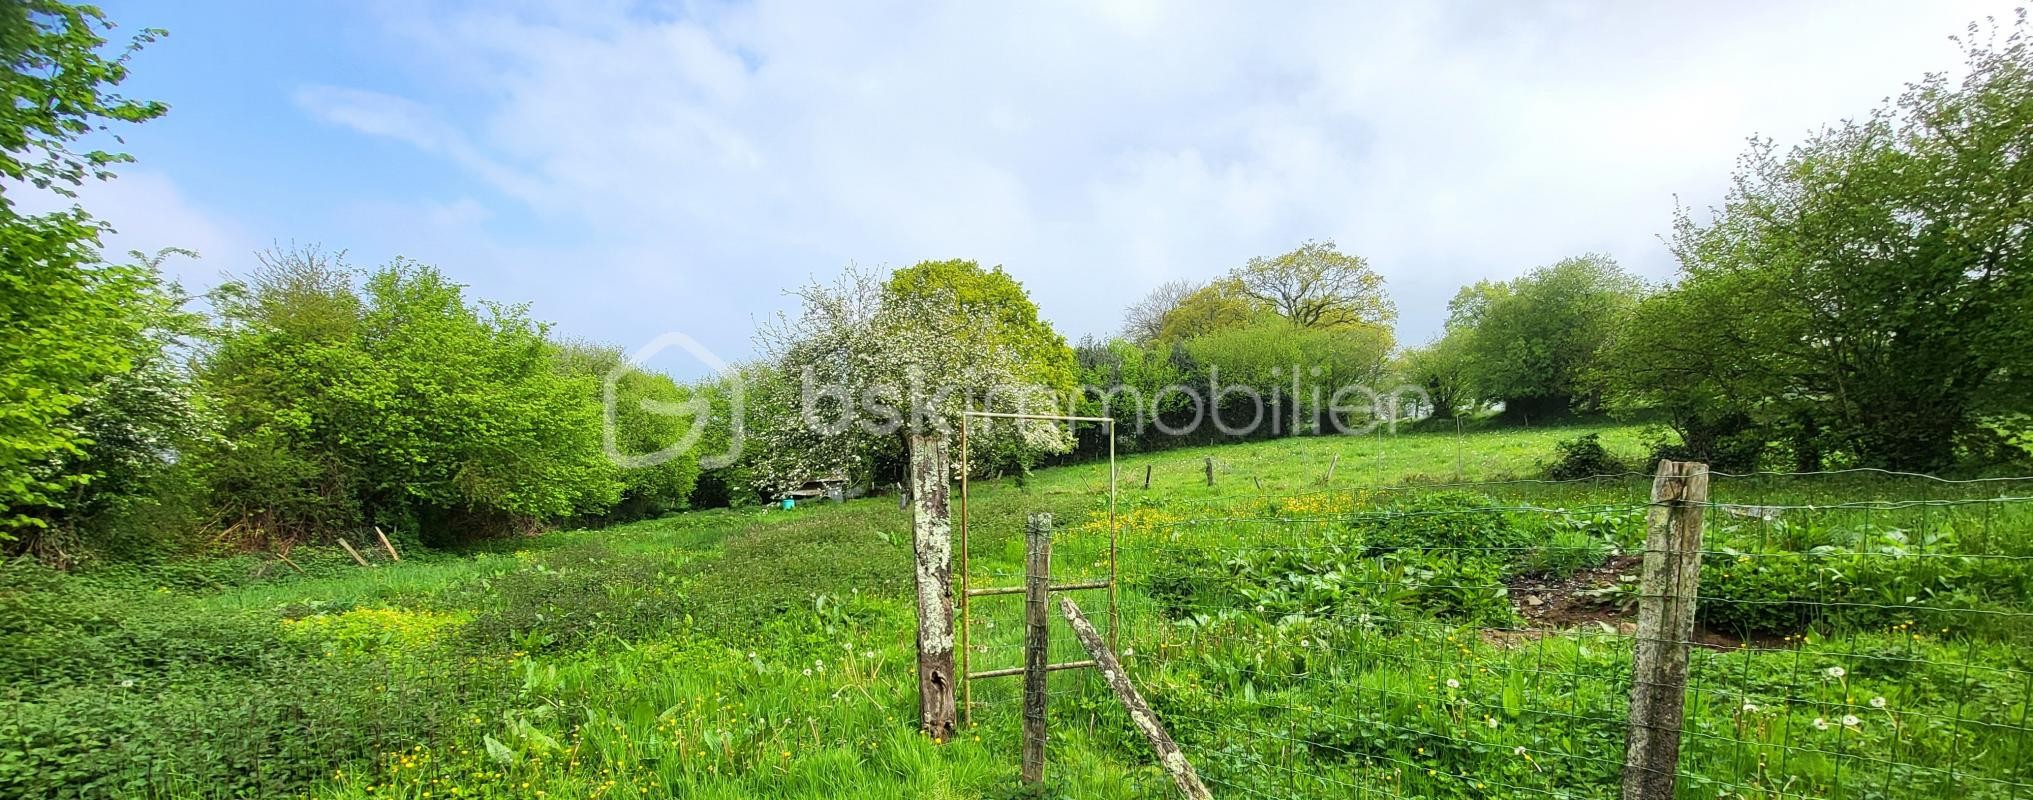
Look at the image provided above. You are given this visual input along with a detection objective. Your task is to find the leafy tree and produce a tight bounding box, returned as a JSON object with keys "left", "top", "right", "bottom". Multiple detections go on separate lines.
{"left": 0, "top": 2, "right": 167, "bottom": 545}
{"left": 0, "top": 1, "right": 166, "bottom": 211}
{"left": 754, "top": 260, "right": 1073, "bottom": 739}
{"left": 199, "top": 249, "right": 614, "bottom": 544}
{"left": 552, "top": 341, "right": 702, "bottom": 522}
{"left": 1396, "top": 335, "right": 1473, "bottom": 420}
{"left": 1154, "top": 277, "right": 1267, "bottom": 343}
{"left": 1446, "top": 254, "right": 1644, "bottom": 420}
{"left": 1608, "top": 13, "right": 2033, "bottom": 470}
{"left": 1231, "top": 239, "right": 1395, "bottom": 330}
{"left": 10, "top": 249, "right": 210, "bottom": 564}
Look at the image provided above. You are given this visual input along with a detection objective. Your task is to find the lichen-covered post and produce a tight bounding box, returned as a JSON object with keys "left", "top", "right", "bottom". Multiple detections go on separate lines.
{"left": 1021, "top": 513, "right": 1052, "bottom": 784}
{"left": 1622, "top": 459, "right": 1708, "bottom": 800}
{"left": 908, "top": 430, "right": 957, "bottom": 741}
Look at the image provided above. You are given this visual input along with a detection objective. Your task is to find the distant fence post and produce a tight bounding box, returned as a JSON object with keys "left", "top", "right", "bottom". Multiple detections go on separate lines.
{"left": 1022, "top": 513, "right": 1053, "bottom": 785}
{"left": 1622, "top": 460, "right": 1709, "bottom": 800}
{"left": 1203, "top": 457, "right": 1214, "bottom": 486}
{"left": 1143, "top": 464, "right": 1152, "bottom": 490}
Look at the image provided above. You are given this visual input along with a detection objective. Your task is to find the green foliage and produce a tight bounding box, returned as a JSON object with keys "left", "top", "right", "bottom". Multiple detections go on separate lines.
{"left": 463, "top": 541, "right": 686, "bottom": 652}
{"left": 1443, "top": 253, "right": 1645, "bottom": 419}
{"left": 552, "top": 342, "right": 702, "bottom": 521}
{"left": 1543, "top": 432, "right": 1627, "bottom": 480}
{"left": 1606, "top": 15, "right": 2033, "bottom": 470}
{"left": 1230, "top": 239, "right": 1395, "bottom": 331}
{"left": 1353, "top": 491, "right": 1529, "bottom": 555}
{"left": 199, "top": 249, "right": 617, "bottom": 543}
{"left": 1523, "top": 526, "right": 1614, "bottom": 579}
{"left": 0, "top": 0, "right": 167, "bottom": 211}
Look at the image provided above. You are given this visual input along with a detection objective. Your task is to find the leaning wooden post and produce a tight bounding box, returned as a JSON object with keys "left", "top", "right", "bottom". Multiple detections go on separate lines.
{"left": 1142, "top": 464, "right": 1153, "bottom": 490}
{"left": 337, "top": 538, "right": 370, "bottom": 567}
{"left": 1324, "top": 453, "right": 1339, "bottom": 485}
{"left": 1203, "top": 457, "right": 1214, "bottom": 486}
{"left": 1021, "top": 513, "right": 1053, "bottom": 785}
{"left": 373, "top": 526, "right": 401, "bottom": 562}
{"left": 1060, "top": 597, "right": 1212, "bottom": 800}
{"left": 908, "top": 431, "right": 958, "bottom": 741}
{"left": 1622, "top": 459, "right": 1708, "bottom": 800}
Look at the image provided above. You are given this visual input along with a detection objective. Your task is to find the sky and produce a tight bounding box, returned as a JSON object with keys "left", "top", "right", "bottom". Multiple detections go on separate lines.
{"left": 58, "top": 0, "right": 2019, "bottom": 377}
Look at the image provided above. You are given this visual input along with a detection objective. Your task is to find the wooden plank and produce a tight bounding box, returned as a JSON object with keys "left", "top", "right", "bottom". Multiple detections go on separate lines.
{"left": 967, "top": 660, "right": 1097, "bottom": 680}
{"left": 1060, "top": 597, "right": 1212, "bottom": 799}
{"left": 1621, "top": 460, "right": 1708, "bottom": 800}
{"left": 337, "top": 538, "right": 370, "bottom": 567}
{"left": 966, "top": 580, "right": 1111, "bottom": 598}
{"left": 373, "top": 526, "right": 401, "bottom": 562}
{"left": 1021, "top": 513, "right": 1052, "bottom": 784}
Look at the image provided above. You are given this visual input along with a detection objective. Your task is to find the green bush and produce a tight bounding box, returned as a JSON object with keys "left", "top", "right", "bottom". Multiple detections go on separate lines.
{"left": 1543, "top": 433, "right": 1627, "bottom": 480}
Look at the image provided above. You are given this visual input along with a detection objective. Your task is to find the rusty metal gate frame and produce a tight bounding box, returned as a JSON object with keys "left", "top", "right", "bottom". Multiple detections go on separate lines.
{"left": 957, "top": 411, "right": 1116, "bottom": 726}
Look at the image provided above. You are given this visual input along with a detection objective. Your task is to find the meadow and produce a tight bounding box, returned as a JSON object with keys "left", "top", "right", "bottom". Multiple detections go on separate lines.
{"left": 4, "top": 421, "right": 2029, "bottom": 799}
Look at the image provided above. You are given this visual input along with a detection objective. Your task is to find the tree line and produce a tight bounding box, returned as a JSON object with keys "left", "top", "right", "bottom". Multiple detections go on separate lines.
{"left": 5, "top": 3, "right": 2032, "bottom": 566}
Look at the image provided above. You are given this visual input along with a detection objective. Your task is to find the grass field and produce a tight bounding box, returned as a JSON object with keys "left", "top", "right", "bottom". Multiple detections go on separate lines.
{"left": 4, "top": 420, "right": 2029, "bottom": 799}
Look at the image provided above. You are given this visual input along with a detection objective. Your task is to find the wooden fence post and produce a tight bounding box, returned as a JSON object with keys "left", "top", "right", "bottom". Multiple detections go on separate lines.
{"left": 1622, "top": 459, "right": 1709, "bottom": 800}
{"left": 1203, "top": 457, "right": 1214, "bottom": 486}
{"left": 1021, "top": 513, "right": 1052, "bottom": 785}
{"left": 1060, "top": 597, "right": 1213, "bottom": 800}
{"left": 1143, "top": 464, "right": 1152, "bottom": 490}
{"left": 908, "top": 431, "right": 957, "bottom": 742}
{"left": 1325, "top": 453, "right": 1338, "bottom": 485}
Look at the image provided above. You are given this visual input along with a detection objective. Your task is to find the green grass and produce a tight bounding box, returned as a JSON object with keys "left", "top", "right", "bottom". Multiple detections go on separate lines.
{"left": 3, "top": 420, "right": 2029, "bottom": 799}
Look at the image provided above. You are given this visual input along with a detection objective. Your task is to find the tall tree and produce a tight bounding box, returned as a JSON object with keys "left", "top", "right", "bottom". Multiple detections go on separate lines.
{"left": 1447, "top": 254, "right": 1644, "bottom": 420}
{"left": 754, "top": 261, "right": 1073, "bottom": 740}
{"left": 1231, "top": 239, "right": 1395, "bottom": 331}
{"left": 0, "top": 2, "right": 167, "bottom": 545}
{"left": 1121, "top": 279, "right": 1196, "bottom": 344}
{"left": 1608, "top": 12, "right": 2033, "bottom": 470}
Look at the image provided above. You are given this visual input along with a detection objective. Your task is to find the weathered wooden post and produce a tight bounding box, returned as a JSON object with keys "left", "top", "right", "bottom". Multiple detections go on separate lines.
{"left": 337, "top": 538, "right": 370, "bottom": 567}
{"left": 908, "top": 431, "right": 957, "bottom": 741}
{"left": 1061, "top": 597, "right": 1213, "bottom": 800}
{"left": 1203, "top": 457, "right": 1214, "bottom": 486}
{"left": 373, "top": 526, "right": 401, "bottom": 562}
{"left": 1021, "top": 513, "right": 1052, "bottom": 785}
{"left": 1622, "top": 459, "right": 1708, "bottom": 800}
{"left": 1325, "top": 453, "right": 1339, "bottom": 484}
{"left": 1142, "top": 464, "right": 1152, "bottom": 490}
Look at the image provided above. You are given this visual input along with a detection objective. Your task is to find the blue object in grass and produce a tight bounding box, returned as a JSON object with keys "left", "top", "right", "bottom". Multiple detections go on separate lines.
{"left": 782, "top": 497, "right": 795, "bottom": 510}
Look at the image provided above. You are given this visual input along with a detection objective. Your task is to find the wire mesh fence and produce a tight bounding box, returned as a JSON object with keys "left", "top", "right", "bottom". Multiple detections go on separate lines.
{"left": 994, "top": 466, "right": 2033, "bottom": 799}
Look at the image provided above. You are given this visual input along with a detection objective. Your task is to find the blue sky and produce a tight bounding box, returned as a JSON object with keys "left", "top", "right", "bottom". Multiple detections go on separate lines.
{"left": 62, "top": 0, "right": 2015, "bottom": 377}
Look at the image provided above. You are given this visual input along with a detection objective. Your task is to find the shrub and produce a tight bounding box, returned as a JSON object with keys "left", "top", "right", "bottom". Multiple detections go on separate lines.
{"left": 1544, "top": 433, "right": 1626, "bottom": 480}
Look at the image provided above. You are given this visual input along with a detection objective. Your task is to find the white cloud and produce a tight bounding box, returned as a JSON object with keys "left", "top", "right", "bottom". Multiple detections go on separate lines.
{"left": 304, "top": 0, "right": 2014, "bottom": 354}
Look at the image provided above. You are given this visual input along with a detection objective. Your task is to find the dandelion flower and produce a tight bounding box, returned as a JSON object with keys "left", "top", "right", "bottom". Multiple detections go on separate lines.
{"left": 1485, "top": 717, "right": 1499, "bottom": 728}
{"left": 1514, "top": 746, "right": 1527, "bottom": 756}
{"left": 1812, "top": 717, "right": 1831, "bottom": 731}
{"left": 1869, "top": 697, "right": 1886, "bottom": 709}
{"left": 1824, "top": 666, "right": 1846, "bottom": 679}
{"left": 1842, "top": 715, "right": 1861, "bottom": 727}
{"left": 802, "top": 668, "right": 813, "bottom": 677}
{"left": 1741, "top": 703, "right": 1758, "bottom": 713}
{"left": 1446, "top": 679, "right": 1461, "bottom": 689}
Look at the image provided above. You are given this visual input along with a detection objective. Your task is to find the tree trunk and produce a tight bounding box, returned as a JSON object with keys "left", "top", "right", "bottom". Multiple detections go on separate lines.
{"left": 907, "top": 431, "right": 957, "bottom": 741}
